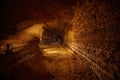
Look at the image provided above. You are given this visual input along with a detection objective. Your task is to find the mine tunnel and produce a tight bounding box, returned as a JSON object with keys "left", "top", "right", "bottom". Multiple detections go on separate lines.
{"left": 0, "top": 0, "right": 120, "bottom": 80}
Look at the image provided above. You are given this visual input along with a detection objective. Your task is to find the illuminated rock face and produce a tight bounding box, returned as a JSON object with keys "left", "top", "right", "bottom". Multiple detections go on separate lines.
{"left": 0, "top": 0, "right": 120, "bottom": 80}
{"left": 64, "top": 1, "right": 120, "bottom": 80}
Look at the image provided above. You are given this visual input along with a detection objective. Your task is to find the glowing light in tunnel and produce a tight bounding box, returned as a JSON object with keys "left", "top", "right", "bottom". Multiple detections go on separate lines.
{"left": 41, "top": 44, "right": 74, "bottom": 57}
{"left": 18, "top": 23, "right": 44, "bottom": 40}
{"left": 64, "top": 29, "right": 77, "bottom": 47}
{"left": 0, "top": 24, "right": 44, "bottom": 53}
{"left": 43, "top": 49, "right": 58, "bottom": 54}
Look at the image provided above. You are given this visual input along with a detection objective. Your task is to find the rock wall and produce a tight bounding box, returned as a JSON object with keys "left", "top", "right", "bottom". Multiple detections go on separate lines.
{"left": 64, "top": 0, "right": 120, "bottom": 80}
{"left": 0, "top": 0, "right": 120, "bottom": 79}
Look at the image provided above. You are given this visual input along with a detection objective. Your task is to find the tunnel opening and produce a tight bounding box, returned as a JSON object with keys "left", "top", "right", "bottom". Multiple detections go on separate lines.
{"left": 40, "top": 21, "right": 72, "bottom": 45}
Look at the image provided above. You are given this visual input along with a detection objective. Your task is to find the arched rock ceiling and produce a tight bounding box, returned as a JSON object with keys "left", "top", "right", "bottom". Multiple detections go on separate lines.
{"left": 0, "top": 0, "right": 76, "bottom": 35}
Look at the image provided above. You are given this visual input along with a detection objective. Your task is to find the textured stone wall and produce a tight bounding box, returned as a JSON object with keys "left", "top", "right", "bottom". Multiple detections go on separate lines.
{"left": 64, "top": 0, "right": 120, "bottom": 80}
{"left": 0, "top": 0, "right": 120, "bottom": 79}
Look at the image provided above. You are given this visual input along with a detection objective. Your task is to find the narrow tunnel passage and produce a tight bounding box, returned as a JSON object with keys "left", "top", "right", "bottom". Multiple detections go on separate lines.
{"left": 0, "top": 0, "right": 120, "bottom": 80}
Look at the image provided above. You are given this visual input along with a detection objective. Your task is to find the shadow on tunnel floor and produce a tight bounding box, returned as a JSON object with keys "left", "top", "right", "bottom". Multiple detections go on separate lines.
{"left": 0, "top": 39, "right": 54, "bottom": 80}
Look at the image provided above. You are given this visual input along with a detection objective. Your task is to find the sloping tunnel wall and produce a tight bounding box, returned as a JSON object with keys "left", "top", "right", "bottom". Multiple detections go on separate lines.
{"left": 0, "top": 0, "right": 120, "bottom": 80}
{"left": 64, "top": 0, "right": 120, "bottom": 79}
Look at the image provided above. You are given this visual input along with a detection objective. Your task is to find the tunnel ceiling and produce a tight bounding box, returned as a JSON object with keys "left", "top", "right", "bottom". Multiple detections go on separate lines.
{"left": 0, "top": 0, "right": 76, "bottom": 35}
{"left": 0, "top": 0, "right": 120, "bottom": 42}
{"left": 1, "top": 0, "right": 119, "bottom": 36}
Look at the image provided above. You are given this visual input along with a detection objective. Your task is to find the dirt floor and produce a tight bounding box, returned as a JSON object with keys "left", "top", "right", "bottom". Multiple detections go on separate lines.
{"left": 0, "top": 42, "right": 99, "bottom": 80}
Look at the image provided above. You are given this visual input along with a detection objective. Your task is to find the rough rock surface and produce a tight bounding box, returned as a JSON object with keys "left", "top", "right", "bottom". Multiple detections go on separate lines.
{"left": 0, "top": 0, "right": 120, "bottom": 80}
